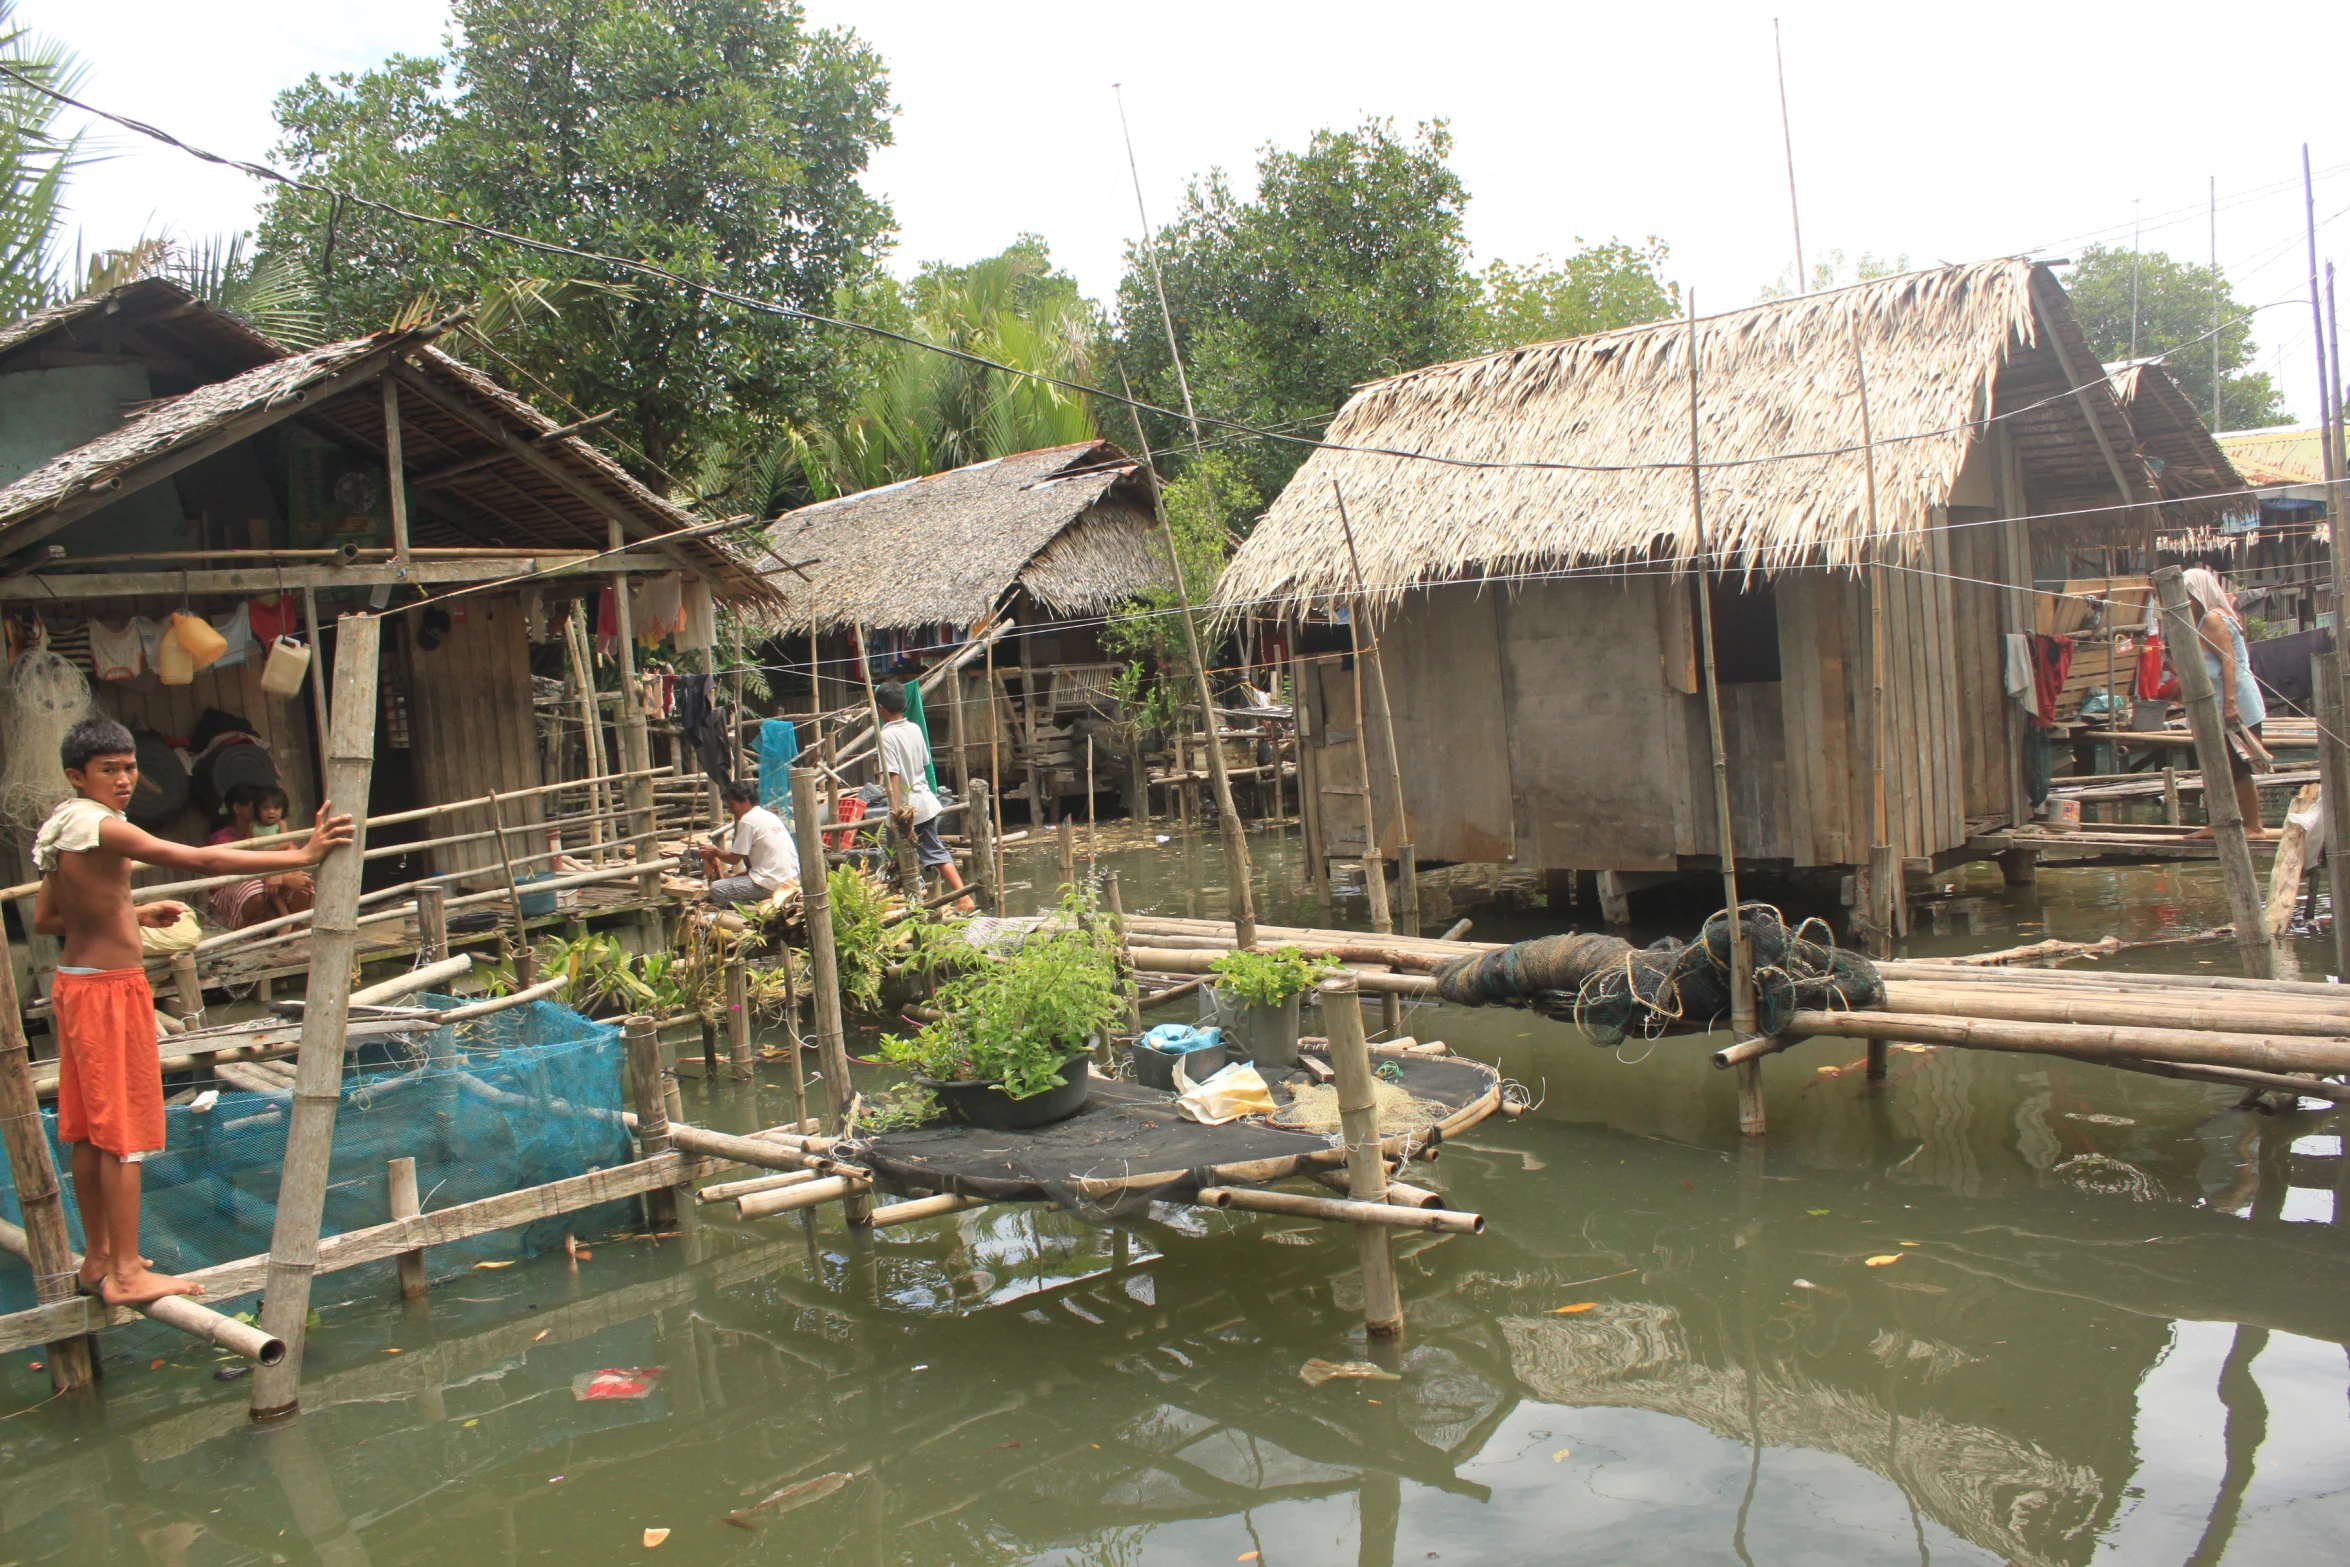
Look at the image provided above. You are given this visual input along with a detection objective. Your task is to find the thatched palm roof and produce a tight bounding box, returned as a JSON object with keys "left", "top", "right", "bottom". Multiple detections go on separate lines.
{"left": 0, "top": 277, "right": 285, "bottom": 382}
{"left": 1217, "top": 259, "right": 2182, "bottom": 614}
{"left": 0, "top": 329, "right": 772, "bottom": 598}
{"left": 2104, "top": 359, "right": 2248, "bottom": 527}
{"left": 755, "top": 440, "right": 1169, "bottom": 632}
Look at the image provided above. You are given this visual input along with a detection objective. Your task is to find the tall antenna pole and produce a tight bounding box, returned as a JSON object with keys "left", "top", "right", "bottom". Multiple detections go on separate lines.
{"left": 1772, "top": 19, "right": 1806, "bottom": 294}
{"left": 1110, "top": 90, "right": 1258, "bottom": 950}
{"left": 2211, "top": 175, "right": 2224, "bottom": 431}
{"left": 2129, "top": 199, "right": 2142, "bottom": 362}
{"left": 1685, "top": 295, "right": 1758, "bottom": 1112}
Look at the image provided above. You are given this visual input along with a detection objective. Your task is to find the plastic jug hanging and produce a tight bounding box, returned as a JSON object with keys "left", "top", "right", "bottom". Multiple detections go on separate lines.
{"left": 259, "top": 636, "right": 312, "bottom": 698}
{"left": 169, "top": 611, "right": 228, "bottom": 670}
{"left": 156, "top": 622, "right": 195, "bottom": 685}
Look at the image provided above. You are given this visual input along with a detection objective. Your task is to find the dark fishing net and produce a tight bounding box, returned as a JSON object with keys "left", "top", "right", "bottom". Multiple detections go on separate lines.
{"left": 1431, "top": 904, "right": 1883, "bottom": 1047}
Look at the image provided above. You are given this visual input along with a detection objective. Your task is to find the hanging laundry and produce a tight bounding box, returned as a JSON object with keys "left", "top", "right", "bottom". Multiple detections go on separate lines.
{"left": 247, "top": 594, "right": 298, "bottom": 644}
{"left": 645, "top": 572, "right": 685, "bottom": 640}
{"left": 596, "top": 584, "right": 621, "bottom": 658}
{"left": 135, "top": 616, "right": 168, "bottom": 673}
{"left": 88, "top": 620, "right": 144, "bottom": 682}
{"left": 2135, "top": 633, "right": 2179, "bottom": 702}
{"left": 682, "top": 577, "right": 716, "bottom": 653}
{"left": 901, "top": 678, "right": 939, "bottom": 791}
{"left": 758, "top": 719, "right": 801, "bottom": 817}
{"left": 2028, "top": 635, "right": 2073, "bottom": 729}
{"left": 2003, "top": 633, "right": 2037, "bottom": 718}
{"left": 209, "top": 603, "right": 254, "bottom": 668}
{"left": 675, "top": 673, "right": 732, "bottom": 787}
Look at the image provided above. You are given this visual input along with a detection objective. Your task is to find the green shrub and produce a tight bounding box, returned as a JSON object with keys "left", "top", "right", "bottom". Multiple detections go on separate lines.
{"left": 1208, "top": 946, "right": 1338, "bottom": 1006}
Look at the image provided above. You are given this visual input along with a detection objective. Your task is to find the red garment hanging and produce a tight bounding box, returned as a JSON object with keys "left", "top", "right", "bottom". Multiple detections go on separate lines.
{"left": 2030, "top": 635, "right": 2074, "bottom": 728}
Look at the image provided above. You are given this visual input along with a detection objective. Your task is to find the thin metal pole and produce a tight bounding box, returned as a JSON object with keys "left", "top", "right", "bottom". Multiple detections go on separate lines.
{"left": 1772, "top": 18, "right": 1805, "bottom": 295}
{"left": 1684, "top": 296, "right": 1759, "bottom": 1058}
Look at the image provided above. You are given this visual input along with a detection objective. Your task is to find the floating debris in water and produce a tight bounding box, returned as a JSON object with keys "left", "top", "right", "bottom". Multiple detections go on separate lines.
{"left": 2064, "top": 1112, "right": 2136, "bottom": 1126}
{"left": 1551, "top": 1303, "right": 1597, "bottom": 1315}
{"left": 642, "top": 1527, "right": 670, "bottom": 1548}
{"left": 1864, "top": 1254, "right": 1903, "bottom": 1267}
{"left": 1300, "top": 1359, "right": 1402, "bottom": 1385}
{"left": 1263, "top": 1228, "right": 1320, "bottom": 1246}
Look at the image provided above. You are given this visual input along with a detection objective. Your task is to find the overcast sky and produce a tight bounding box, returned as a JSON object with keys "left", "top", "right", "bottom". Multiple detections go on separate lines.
{"left": 21, "top": 0, "right": 2350, "bottom": 426}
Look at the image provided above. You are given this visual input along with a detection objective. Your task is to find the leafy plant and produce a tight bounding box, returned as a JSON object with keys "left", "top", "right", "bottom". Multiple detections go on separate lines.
{"left": 880, "top": 889, "right": 1123, "bottom": 1099}
{"left": 1208, "top": 946, "right": 1338, "bottom": 1006}
{"left": 826, "top": 863, "right": 892, "bottom": 1012}
{"left": 850, "top": 1081, "right": 941, "bottom": 1135}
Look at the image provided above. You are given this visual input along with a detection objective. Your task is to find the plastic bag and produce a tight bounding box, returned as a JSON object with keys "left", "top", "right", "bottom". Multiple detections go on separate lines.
{"left": 139, "top": 908, "right": 202, "bottom": 954}
{"left": 1173, "top": 1059, "right": 1275, "bottom": 1126}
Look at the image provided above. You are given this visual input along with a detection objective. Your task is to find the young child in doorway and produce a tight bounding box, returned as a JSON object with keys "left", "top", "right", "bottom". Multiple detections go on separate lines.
{"left": 33, "top": 719, "right": 352, "bottom": 1305}
{"left": 207, "top": 783, "right": 317, "bottom": 929}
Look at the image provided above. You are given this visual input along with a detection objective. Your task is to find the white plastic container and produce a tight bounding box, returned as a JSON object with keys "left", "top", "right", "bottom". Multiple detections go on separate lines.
{"left": 259, "top": 636, "right": 312, "bottom": 697}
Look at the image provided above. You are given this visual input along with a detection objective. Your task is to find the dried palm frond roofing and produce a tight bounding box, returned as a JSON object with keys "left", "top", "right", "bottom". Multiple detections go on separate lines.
{"left": 2103, "top": 360, "right": 2249, "bottom": 527}
{"left": 1216, "top": 259, "right": 2189, "bottom": 614}
{"left": 754, "top": 440, "right": 1170, "bottom": 632}
{"left": 0, "top": 328, "right": 771, "bottom": 599}
{"left": 0, "top": 277, "right": 285, "bottom": 381}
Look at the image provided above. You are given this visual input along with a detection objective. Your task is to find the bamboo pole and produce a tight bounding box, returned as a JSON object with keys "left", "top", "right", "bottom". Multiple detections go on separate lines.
{"left": 1333, "top": 484, "right": 1418, "bottom": 933}
{"left": 1312, "top": 1171, "right": 1448, "bottom": 1210}
{"left": 0, "top": 1219, "right": 284, "bottom": 1364}
{"left": 565, "top": 606, "right": 610, "bottom": 863}
{"left": 1194, "top": 1187, "right": 1483, "bottom": 1235}
{"left": 967, "top": 777, "right": 998, "bottom": 910}
{"left": 1761, "top": 1009, "right": 2350, "bottom": 1076}
{"left": 725, "top": 954, "right": 753, "bottom": 1084}
{"left": 737, "top": 1173, "right": 863, "bottom": 1220}
{"left": 1684, "top": 295, "right": 1760, "bottom": 1133}
{"left": 1853, "top": 314, "right": 1897, "bottom": 958}
{"left": 1290, "top": 614, "right": 1329, "bottom": 902}
{"left": 791, "top": 767, "right": 865, "bottom": 1225}
{"left": 388, "top": 1158, "right": 427, "bottom": 1299}
{"left": 782, "top": 940, "right": 810, "bottom": 1132}
{"left": 868, "top": 1193, "right": 987, "bottom": 1228}
{"left": 1107, "top": 871, "right": 1141, "bottom": 1038}
{"left": 485, "top": 792, "right": 534, "bottom": 986}
{"left": 382, "top": 374, "right": 412, "bottom": 568}
{"left": 2316, "top": 662, "right": 2350, "bottom": 981}
{"left": 1085, "top": 736, "right": 1096, "bottom": 867}
{"left": 251, "top": 611, "right": 381, "bottom": 1420}
{"left": 1323, "top": 973, "right": 1403, "bottom": 1335}
{"left": 301, "top": 587, "right": 332, "bottom": 777}
{"left": 1057, "top": 818, "right": 1077, "bottom": 895}
{"left": 605, "top": 526, "right": 659, "bottom": 899}
{"left": 2152, "top": 566, "right": 2273, "bottom": 977}
{"left": 0, "top": 920, "right": 94, "bottom": 1391}
{"left": 697, "top": 1168, "right": 823, "bottom": 1204}
{"left": 1342, "top": 598, "right": 1394, "bottom": 937}
{"left": 1876, "top": 980, "right": 2350, "bottom": 1036}
{"left": 624, "top": 1015, "right": 678, "bottom": 1230}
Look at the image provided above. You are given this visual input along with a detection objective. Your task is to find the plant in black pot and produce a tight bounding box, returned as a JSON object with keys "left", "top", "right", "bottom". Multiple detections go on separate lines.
{"left": 1203, "top": 947, "right": 1339, "bottom": 1068}
{"left": 880, "top": 889, "right": 1125, "bottom": 1130}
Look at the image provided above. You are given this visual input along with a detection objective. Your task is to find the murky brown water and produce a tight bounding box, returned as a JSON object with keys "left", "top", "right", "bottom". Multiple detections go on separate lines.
{"left": 1, "top": 824, "right": 2343, "bottom": 1565}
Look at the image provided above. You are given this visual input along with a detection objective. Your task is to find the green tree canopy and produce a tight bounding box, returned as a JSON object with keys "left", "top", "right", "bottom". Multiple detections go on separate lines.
{"left": 1472, "top": 238, "right": 1679, "bottom": 352}
{"left": 254, "top": 0, "right": 896, "bottom": 483}
{"left": 2062, "top": 243, "right": 2287, "bottom": 429}
{"left": 1113, "top": 118, "right": 1476, "bottom": 503}
{"left": 1757, "top": 247, "right": 1911, "bottom": 300}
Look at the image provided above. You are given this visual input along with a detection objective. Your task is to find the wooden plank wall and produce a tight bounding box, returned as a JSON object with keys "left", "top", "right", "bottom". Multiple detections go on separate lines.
{"left": 403, "top": 593, "right": 542, "bottom": 878}
{"left": 1369, "top": 586, "right": 1515, "bottom": 865}
{"left": 1945, "top": 507, "right": 2013, "bottom": 822}
{"left": 1770, "top": 572, "right": 1863, "bottom": 867}
{"left": 1304, "top": 655, "right": 1371, "bottom": 864}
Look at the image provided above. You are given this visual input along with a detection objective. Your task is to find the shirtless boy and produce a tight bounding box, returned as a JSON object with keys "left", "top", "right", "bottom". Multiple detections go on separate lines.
{"left": 32, "top": 719, "right": 352, "bottom": 1305}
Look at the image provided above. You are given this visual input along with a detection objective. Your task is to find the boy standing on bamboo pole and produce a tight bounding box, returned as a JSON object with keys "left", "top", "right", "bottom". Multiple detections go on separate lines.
{"left": 31, "top": 718, "right": 351, "bottom": 1306}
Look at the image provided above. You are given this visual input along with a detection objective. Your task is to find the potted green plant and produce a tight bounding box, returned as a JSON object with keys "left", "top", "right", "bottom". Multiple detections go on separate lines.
{"left": 1203, "top": 947, "right": 1338, "bottom": 1068}
{"left": 879, "top": 890, "right": 1124, "bottom": 1129}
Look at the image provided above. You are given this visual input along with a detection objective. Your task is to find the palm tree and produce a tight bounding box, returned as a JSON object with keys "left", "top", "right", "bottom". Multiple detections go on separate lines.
{"left": 0, "top": 1, "right": 87, "bottom": 319}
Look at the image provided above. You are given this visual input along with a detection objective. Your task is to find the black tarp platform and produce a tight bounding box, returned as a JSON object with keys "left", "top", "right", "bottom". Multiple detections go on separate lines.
{"left": 853, "top": 1055, "right": 1501, "bottom": 1212}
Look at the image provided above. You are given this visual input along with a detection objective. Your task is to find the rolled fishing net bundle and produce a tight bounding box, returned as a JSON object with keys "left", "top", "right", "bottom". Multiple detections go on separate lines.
{"left": 0, "top": 646, "right": 98, "bottom": 836}
{"left": 1431, "top": 904, "right": 1883, "bottom": 1047}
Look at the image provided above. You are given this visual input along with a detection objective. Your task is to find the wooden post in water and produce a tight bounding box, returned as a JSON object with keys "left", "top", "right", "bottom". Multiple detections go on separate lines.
{"left": 1852, "top": 316, "right": 1897, "bottom": 960}
{"left": 2307, "top": 146, "right": 2350, "bottom": 982}
{"left": 0, "top": 921, "right": 94, "bottom": 1391}
{"left": 967, "top": 776, "right": 997, "bottom": 910}
{"left": 2314, "top": 659, "right": 2350, "bottom": 978}
{"left": 791, "top": 767, "right": 867, "bottom": 1223}
{"left": 1107, "top": 871, "right": 1142, "bottom": 1038}
{"left": 416, "top": 883, "right": 447, "bottom": 962}
{"left": 725, "top": 953, "right": 753, "bottom": 1084}
{"left": 388, "top": 1157, "right": 427, "bottom": 1299}
{"left": 252, "top": 611, "right": 381, "bottom": 1420}
{"left": 1291, "top": 621, "right": 1329, "bottom": 903}
{"left": 781, "top": 945, "right": 810, "bottom": 1132}
{"left": 622, "top": 1015, "right": 678, "bottom": 1229}
{"left": 1334, "top": 485, "right": 1419, "bottom": 935}
{"left": 1057, "top": 818, "right": 1077, "bottom": 896}
{"left": 1685, "top": 297, "right": 1761, "bottom": 1135}
{"left": 2153, "top": 566, "right": 2274, "bottom": 978}
{"left": 1321, "top": 973, "right": 1402, "bottom": 1339}
{"left": 564, "top": 606, "right": 610, "bottom": 864}
{"left": 169, "top": 950, "right": 203, "bottom": 1028}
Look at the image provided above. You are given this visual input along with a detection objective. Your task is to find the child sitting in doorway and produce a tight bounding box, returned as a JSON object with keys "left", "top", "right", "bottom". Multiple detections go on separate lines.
{"left": 33, "top": 719, "right": 351, "bottom": 1305}
{"left": 207, "top": 783, "right": 316, "bottom": 929}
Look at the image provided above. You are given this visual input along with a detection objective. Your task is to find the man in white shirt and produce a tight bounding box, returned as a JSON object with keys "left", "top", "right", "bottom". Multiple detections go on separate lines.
{"left": 701, "top": 778, "right": 799, "bottom": 905}
{"left": 876, "top": 681, "right": 971, "bottom": 912}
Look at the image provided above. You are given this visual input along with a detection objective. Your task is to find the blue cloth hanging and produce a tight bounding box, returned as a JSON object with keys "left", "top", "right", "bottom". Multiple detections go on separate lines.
{"left": 759, "top": 719, "right": 802, "bottom": 819}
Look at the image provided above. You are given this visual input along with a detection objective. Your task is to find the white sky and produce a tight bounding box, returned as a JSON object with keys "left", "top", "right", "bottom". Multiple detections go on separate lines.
{"left": 21, "top": 0, "right": 2350, "bottom": 425}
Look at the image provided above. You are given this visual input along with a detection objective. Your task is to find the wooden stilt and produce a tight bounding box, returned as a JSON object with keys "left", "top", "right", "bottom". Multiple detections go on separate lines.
{"left": 1865, "top": 1040, "right": 1888, "bottom": 1082}
{"left": 791, "top": 766, "right": 867, "bottom": 1225}
{"left": 967, "top": 777, "right": 998, "bottom": 910}
{"left": 623, "top": 1015, "right": 678, "bottom": 1230}
{"left": 0, "top": 921, "right": 94, "bottom": 1391}
{"left": 1057, "top": 819, "right": 1077, "bottom": 895}
{"left": 1595, "top": 870, "right": 1632, "bottom": 927}
{"left": 388, "top": 1157, "right": 427, "bottom": 1299}
{"left": 605, "top": 526, "right": 658, "bottom": 900}
{"left": 1107, "top": 872, "right": 1142, "bottom": 1038}
{"left": 2163, "top": 766, "right": 2183, "bottom": 826}
{"left": 1321, "top": 974, "right": 1403, "bottom": 1336}
{"left": 485, "top": 791, "right": 534, "bottom": 986}
{"left": 168, "top": 950, "right": 203, "bottom": 1027}
{"left": 416, "top": 883, "right": 447, "bottom": 962}
{"left": 252, "top": 610, "right": 382, "bottom": 1421}
{"left": 725, "top": 954, "right": 753, "bottom": 1084}
{"left": 1997, "top": 848, "right": 2037, "bottom": 887}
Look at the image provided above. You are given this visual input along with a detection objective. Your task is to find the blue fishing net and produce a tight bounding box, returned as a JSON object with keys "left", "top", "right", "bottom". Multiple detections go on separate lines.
{"left": 0, "top": 995, "right": 635, "bottom": 1313}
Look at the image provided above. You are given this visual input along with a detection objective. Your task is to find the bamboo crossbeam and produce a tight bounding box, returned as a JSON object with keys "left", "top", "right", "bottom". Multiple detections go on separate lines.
{"left": 1194, "top": 1187, "right": 1484, "bottom": 1233}
{"left": 0, "top": 1219, "right": 285, "bottom": 1363}
{"left": 1124, "top": 945, "right": 1438, "bottom": 995}
{"left": 736, "top": 1174, "right": 863, "bottom": 1219}
{"left": 867, "top": 1193, "right": 987, "bottom": 1228}
{"left": 696, "top": 1168, "right": 824, "bottom": 1204}
{"left": 1768, "top": 1009, "right": 2350, "bottom": 1076}
{"left": 1877, "top": 980, "right": 2350, "bottom": 1038}
{"left": 1879, "top": 959, "right": 2350, "bottom": 1000}
{"left": 1311, "top": 1170, "right": 1447, "bottom": 1210}
{"left": 431, "top": 976, "right": 569, "bottom": 1023}
{"left": 349, "top": 955, "right": 474, "bottom": 1006}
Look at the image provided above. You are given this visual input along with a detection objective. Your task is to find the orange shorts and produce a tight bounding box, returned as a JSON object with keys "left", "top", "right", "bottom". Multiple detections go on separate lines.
{"left": 54, "top": 968, "right": 165, "bottom": 1160}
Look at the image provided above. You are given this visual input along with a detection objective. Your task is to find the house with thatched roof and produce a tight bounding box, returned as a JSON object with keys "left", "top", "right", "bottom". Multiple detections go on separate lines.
{"left": 0, "top": 292, "right": 770, "bottom": 912}
{"left": 755, "top": 439, "right": 1168, "bottom": 818}
{"left": 1215, "top": 259, "right": 2243, "bottom": 910}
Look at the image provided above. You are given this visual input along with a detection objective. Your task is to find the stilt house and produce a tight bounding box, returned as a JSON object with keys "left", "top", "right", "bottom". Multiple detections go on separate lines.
{"left": 755, "top": 440, "right": 1168, "bottom": 820}
{"left": 1215, "top": 260, "right": 2244, "bottom": 896}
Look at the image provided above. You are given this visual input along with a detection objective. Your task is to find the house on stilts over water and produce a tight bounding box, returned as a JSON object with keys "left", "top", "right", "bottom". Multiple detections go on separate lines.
{"left": 753, "top": 440, "right": 1170, "bottom": 823}
{"left": 1215, "top": 259, "right": 2247, "bottom": 918}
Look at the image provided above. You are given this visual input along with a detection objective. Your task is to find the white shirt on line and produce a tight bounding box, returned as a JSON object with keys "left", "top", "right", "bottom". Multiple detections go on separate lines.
{"left": 879, "top": 718, "right": 941, "bottom": 825}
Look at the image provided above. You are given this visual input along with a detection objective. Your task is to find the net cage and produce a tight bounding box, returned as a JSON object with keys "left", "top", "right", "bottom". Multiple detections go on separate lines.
{"left": 0, "top": 996, "right": 635, "bottom": 1313}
